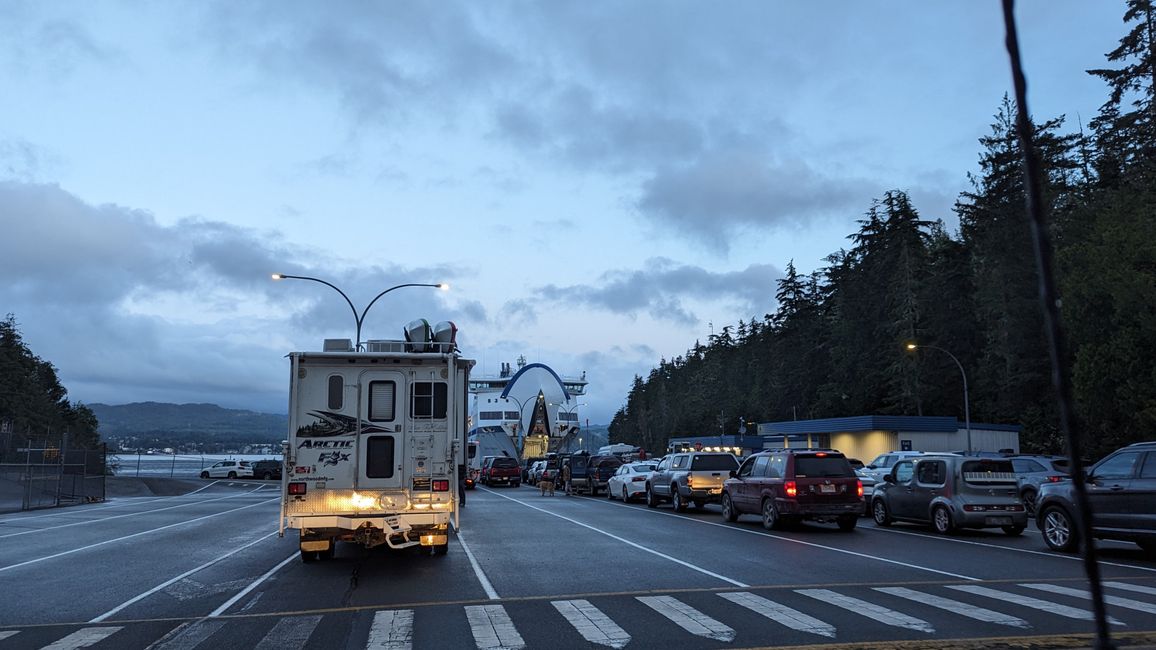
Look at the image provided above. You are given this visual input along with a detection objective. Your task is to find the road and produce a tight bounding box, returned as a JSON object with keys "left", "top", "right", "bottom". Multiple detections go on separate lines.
{"left": 2, "top": 480, "right": 1155, "bottom": 649}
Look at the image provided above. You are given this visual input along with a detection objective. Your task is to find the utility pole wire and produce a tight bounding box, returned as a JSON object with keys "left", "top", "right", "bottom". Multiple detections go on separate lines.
{"left": 1001, "top": 2, "right": 1114, "bottom": 648}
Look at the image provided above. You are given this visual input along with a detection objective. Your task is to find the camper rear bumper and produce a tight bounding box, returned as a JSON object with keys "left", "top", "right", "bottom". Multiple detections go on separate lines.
{"left": 287, "top": 512, "right": 449, "bottom": 531}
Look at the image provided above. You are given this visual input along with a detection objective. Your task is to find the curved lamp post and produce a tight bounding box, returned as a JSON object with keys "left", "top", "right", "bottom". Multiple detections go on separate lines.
{"left": 907, "top": 343, "right": 972, "bottom": 453}
{"left": 554, "top": 402, "right": 587, "bottom": 435}
{"left": 272, "top": 274, "right": 447, "bottom": 350}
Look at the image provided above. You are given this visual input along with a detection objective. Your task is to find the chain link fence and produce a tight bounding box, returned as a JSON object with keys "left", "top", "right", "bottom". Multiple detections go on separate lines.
{"left": 0, "top": 438, "right": 107, "bottom": 513}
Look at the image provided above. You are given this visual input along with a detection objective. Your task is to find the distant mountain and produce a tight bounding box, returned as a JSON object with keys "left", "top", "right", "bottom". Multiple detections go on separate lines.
{"left": 89, "top": 402, "right": 287, "bottom": 441}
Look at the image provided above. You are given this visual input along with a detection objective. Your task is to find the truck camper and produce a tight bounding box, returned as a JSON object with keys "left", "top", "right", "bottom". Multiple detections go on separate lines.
{"left": 280, "top": 321, "right": 473, "bottom": 561}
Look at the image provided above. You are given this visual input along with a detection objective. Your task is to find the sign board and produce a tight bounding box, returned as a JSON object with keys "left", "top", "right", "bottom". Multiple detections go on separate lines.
{"left": 900, "top": 440, "right": 913, "bottom": 451}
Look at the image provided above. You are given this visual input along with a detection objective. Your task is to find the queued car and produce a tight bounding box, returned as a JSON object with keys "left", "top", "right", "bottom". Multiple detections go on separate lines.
{"left": 855, "top": 468, "right": 877, "bottom": 516}
{"left": 606, "top": 461, "right": 658, "bottom": 502}
{"left": 1006, "top": 454, "right": 1069, "bottom": 515}
{"left": 721, "top": 448, "right": 862, "bottom": 531}
{"left": 528, "top": 460, "right": 547, "bottom": 484}
{"left": 859, "top": 451, "right": 926, "bottom": 484}
{"left": 251, "top": 459, "right": 282, "bottom": 480}
{"left": 871, "top": 454, "right": 1027, "bottom": 535}
{"left": 1036, "top": 441, "right": 1156, "bottom": 554}
{"left": 647, "top": 451, "right": 739, "bottom": 511}
{"left": 200, "top": 460, "right": 254, "bottom": 479}
{"left": 479, "top": 456, "right": 521, "bottom": 487}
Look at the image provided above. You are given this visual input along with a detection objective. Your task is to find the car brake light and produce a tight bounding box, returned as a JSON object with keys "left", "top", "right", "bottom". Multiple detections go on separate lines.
{"left": 857, "top": 480, "right": 863, "bottom": 497}
{"left": 432, "top": 480, "right": 450, "bottom": 492}
{"left": 1047, "top": 475, "right": 1064, "bottom": 483}
{"left": 785, "top": 481, "right": 797, "bottom": 498}
{"left": 632, "top": 476, "right": 646, "bottom": 482}
{"left": 288, "top": 482, "right": 307, "bottom": 495}
{"left": 815, "top": 452, "right": 827, "bottom": 457}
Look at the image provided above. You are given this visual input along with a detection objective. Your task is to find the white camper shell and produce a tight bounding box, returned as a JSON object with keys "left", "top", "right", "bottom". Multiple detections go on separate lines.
{"left": 280, "top": 328, "right": 473, "bottom": 562}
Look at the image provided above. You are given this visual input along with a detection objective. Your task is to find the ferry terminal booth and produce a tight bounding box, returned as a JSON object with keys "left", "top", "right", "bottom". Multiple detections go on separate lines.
{"left": 667, "top": 415, "right": 1020, "bottom": 463}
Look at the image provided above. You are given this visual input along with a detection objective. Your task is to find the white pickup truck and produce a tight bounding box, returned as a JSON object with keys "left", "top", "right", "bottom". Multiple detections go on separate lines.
{"left": 645, "top": 451, "right": 739, "bottom": 511}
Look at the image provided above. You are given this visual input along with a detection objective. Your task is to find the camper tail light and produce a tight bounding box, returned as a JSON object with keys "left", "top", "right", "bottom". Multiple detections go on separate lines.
{"left": 432, "top": 479, "right": 450, "bottom": 492}
{"left": 351, "top": 492, "right": 378, "bottom": 510}
{"left": 288, "top": 482, "right": 307, "bottom": 495}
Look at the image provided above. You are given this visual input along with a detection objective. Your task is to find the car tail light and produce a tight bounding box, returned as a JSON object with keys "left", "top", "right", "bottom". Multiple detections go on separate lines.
{"left": 1009, "top": 504, "right": 1024, "bottom": 511}
{"left": 1046, "top": 475, "right": 1064, "bottom": 483}
{"left": 288, "top": 482, "right": 307, "bottom": 495}
{"left": 815, "top": 452, "right": 827, "bottom": 457}
{"left": 432, "top": 480, "right": 450, "bottom": 492}
{"left": 632, "top": 476, "right": 646, "bottom": 482}
{"left": 856, "top": 480, "right": 863, "bottom": 497}
{"left": 785, "top": 481, "right": 797, "bottom": 498}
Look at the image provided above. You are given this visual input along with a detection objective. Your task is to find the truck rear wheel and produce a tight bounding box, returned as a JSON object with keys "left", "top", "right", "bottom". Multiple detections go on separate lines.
{"left": 300, "top": 549, "right": 318, "bottom": 563}
{"left": 433, "top": 543, "right": 449, "bottom": 556}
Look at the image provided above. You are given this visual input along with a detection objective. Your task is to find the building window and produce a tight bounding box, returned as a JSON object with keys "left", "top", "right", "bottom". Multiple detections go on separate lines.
{"left": 366, "top": 436, "right": 395, "bottom": 478}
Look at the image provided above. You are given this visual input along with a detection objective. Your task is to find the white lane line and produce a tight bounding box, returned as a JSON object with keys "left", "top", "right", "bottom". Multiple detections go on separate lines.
{"left": 551, "top": 599, "right": 631, "bottom": 649}
{"left": 456, "top": 531, "right": 500, "bottom": 600}
{"left": 208, "top": 552, "right": 298, "bottom": 617}
{"left": 0, "top": 631, "right": 18, "bottom": 641}
{"left": 465, "top": 604, "right": 525, "bottom": 650}
{"left": 874, "top": 586, "right": 1030, "bottom": 628}
{"left": 863, "top": 525, "right": 1156, "bottom": 574}
{"left": 484, "top": 489, "right": 747, "bottom": 587}
{"left": 601, "top": 498, "right": 978, "bottom": 581}
{"left": 145, "top": 620, "right": 225, "bottom": 650}
{"left": 637, "top": 595, "right": 736, "bottom": 642}
{"left": 0, "top": 497, "right": 279, "bottom": 574}
{"left": 1105, "top": 581, "right": 1156, "bottom": 597}
{"left": 366, "top": 610, "right": 414, "bottom": 650}
{"left": 796, "top": 589, "right": 934, "bottom": 633}
{"left": 38, "top": 626, "right": 122, "bottom": 649}
{"left": 718, "top": 591, "right": 835, "bottom": 638}
{"left": 946, "top": 584, "right": 1125, "bottom": 625}
{"left": 253, "top": 615, "right": 322, "bottom": 650}
{"left": 0, "top": 486, "right": 267, "bottom": 539}
{"left": 1021, "top": 583, "right": 1156, "bottom": 615}
{"left": 91, "top": 530, "right": 279, "bottom": 622}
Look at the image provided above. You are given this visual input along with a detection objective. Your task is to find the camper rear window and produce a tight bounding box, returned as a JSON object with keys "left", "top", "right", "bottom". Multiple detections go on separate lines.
{"left": 328, "top": 375, "right": 344, "bottom": 410}
{"left": 411, "top": 382, "right": 448, "bottom": 419}
{"left": 368, "top": 381, "right": 396, "bottom": 421}
{"left": 366, "top": 436, "right": 395, "bottom": 478}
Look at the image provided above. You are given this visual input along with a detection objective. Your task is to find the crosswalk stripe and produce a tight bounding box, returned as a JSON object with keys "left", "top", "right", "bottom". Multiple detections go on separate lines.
{"left": 874, "top": 587, "right": 1030, "bottom": 628}
{"left": 636, "top": 595, "right": 735, "bottom": 642}
{"left": 718, "top": 591, "right": 835, "bottom": 638}
{"left": 253, "top": 615, "right": 322, "bottom": 650}
{"left": 796, "top": 589, "right": 934, "bottom": 633}
{"left": 145, "top": 620, "right": 226, "bottom": 650}
{"left": 0, "top": 631, "right": 19, "bottom": 641}
{"left": 946, "top": 585, "right": 1124, "bottom": 625}
{"left": 465, "top": 604, "right": 525, "bottom": 650}
{"left": 551, "top": 600, "right": 630, "bottom": 649}
{"left": 366, "top": 610, "right": 414, "bottom": 650}
{"left": 40, "top": 626, "right": 122, "bottom": 650}
{"left": 1105, "top": 581, "right": 1156, "bottom": 597}
{"left": 1021, "top": 583, "right": 1156, "bottom": 615}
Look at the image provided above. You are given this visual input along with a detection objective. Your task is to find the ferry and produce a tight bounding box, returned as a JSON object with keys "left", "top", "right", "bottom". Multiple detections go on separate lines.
{"left": 467, "top": 355, "right": 588, "bottom": 467}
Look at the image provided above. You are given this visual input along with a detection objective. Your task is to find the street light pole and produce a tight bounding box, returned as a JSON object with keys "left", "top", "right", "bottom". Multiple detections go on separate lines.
{"left": 907, "top": 343, "right": 971, "bottom": 453}
{"left": 272, "top": 274, "right": 447, "bottom": 350}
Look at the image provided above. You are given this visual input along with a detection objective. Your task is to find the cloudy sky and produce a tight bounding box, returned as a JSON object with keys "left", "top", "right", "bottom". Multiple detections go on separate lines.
{"left": 0, "top": 1, "right": 1127, "bottom": 425}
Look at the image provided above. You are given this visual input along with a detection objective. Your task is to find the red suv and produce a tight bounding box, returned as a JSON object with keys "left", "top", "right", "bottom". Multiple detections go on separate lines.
{"left": 721, "top": 449, "right": 863, "bottom": 531}
{"left": 480, "top": 456, "right": 521, "bottom": 487}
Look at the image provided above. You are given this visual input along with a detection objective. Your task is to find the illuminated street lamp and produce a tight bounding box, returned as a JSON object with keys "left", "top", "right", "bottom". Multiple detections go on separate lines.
{"left": 272, "top": 273, "right": 447, "bottom": 350}
{"left": 907, "top": 342, "right": 972, "bottom": 453}
{"left": 552, "top": 402, "right": 587, "bottom": 434}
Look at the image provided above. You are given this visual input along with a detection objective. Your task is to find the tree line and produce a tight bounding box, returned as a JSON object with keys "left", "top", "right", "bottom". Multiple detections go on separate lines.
{"left": 609, "top": 0, "right": 1156, "bottom": 459}
{"left": 0, "top": 314, "right": 101, "bottom": 455}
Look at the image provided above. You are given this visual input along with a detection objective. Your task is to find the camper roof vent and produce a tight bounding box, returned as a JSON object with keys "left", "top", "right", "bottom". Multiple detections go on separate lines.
{"left": 323, "top": 338, "right": 353, "bottom": 352}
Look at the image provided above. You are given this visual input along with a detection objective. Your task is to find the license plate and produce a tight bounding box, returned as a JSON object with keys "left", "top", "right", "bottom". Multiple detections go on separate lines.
{"left": 709, "top": 488, "right": 722, "bottom": 494}
{"left": 985, "top": 516, "right": 1013, "bottom": 526}
{"left": 820, "top": 484, "right": 836, "bottom": 494}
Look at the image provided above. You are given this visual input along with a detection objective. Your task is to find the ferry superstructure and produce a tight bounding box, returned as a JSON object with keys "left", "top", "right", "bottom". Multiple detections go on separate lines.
{"left": 468, "top": 355, "right": 588, "bottom": 460}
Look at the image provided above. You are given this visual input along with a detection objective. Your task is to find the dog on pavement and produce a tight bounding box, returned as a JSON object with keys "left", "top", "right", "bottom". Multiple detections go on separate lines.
{"left": 538, "top": 479, "right": 555, "bottom": 496}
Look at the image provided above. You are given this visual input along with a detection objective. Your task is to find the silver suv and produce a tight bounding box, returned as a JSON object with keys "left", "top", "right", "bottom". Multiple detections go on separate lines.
{"left": 646, "top": 452, "right": 739, "bottom": 511}
{"left": 860, "top": 451, "right": 925, "bottom": 484}
{"left": 871, "top": 454, "right": 1027, "bottom": 535}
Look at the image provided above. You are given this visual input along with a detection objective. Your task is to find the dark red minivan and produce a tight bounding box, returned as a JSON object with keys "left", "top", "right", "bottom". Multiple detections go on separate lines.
{"left": 721, "top": 449, "right": 862, "bottom": 531}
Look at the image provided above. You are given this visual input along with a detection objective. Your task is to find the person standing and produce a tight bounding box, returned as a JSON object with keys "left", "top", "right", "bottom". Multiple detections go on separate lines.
{"left": 561, "top": 461, "right": 572, "bottom": 496}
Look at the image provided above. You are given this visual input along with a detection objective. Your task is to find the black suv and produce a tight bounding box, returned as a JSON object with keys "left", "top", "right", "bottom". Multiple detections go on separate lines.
{"left": 1036, "top": 441, "right": 1156, "bottom": 554}
{"left": 251, "top": 459, "right": 282, "bottom": 480}
{"left": 721, "top": 449, "right": 862, "bottom": 531}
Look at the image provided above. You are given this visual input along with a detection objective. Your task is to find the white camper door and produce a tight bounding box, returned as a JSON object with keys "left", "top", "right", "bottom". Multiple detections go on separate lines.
{"left": 358, "top": 370, "right": 406, "bottom": 489}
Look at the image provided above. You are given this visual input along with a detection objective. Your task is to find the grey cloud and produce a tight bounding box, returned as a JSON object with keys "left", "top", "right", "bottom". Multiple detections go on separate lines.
{"left": 534, "top": 258, "right": 781, "bottom": 325}
{"left": 637, "top": 151, "right": 874, "bottom": 253}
